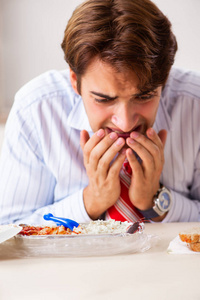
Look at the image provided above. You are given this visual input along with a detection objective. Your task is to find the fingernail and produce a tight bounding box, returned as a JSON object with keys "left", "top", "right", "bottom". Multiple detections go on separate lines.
{"left": 96, "top": 129, "right": 105, "bottom": 137}
{"left": 110, "top": 132, "right": 118, "bottom": 139}
{"left": 130, "top": 131, "right": 139, "bottom": 139}
{"left": 148, "top": 128, "right": 154, "bottom": 136}
{"left": 128, "top": 138, "right": 135, "bottom": 144}
{"left": 115, "top": 137, "right": 124, "bottom": 145}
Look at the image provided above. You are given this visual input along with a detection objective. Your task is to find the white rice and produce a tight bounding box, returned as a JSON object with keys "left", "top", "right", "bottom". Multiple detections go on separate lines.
{"left": 73, "top": 219, "right": 131, "bottom": 235}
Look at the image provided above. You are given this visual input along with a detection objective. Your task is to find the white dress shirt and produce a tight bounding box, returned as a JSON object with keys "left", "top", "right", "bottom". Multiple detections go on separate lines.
{"left": 0, "top": 67, "right": 200, "bottom": 225}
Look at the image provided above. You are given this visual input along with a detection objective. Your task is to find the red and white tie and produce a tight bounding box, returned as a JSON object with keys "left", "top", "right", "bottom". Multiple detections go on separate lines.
{"left": 105, "top": 159, "right": 143, "bottom": 222}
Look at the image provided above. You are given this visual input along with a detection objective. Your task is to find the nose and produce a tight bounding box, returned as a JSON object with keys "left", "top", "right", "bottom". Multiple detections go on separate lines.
{"left": 111, "top": 104, "right": 138, "bottom": 132}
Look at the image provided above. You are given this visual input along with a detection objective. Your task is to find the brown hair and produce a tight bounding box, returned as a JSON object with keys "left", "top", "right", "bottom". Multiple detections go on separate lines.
{"left": 61, "top": 0, "right": 177, "bottom": 93}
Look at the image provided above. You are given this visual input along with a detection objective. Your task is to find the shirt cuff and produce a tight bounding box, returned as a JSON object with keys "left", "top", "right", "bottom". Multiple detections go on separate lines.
{"left": 161, "top": 189, "right": 200, "bottom": 222}
{"left": 67, "top": 188, "right": 92, "bottom": 223}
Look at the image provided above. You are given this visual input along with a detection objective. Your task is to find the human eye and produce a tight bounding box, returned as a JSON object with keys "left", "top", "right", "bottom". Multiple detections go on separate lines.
{"left": 137, "top": 94, "right": 153, "bottom": 101}
{"left": 94, "top": 97, "right": 114, "bottom": 103}
{"left": 135, "top": 91, "right": 157, "bottom": 102}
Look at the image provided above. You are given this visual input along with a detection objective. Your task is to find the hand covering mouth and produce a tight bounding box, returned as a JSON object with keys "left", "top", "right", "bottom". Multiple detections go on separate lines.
{"left": 115, "top": 132, "right": 131, "bottom": 138}
{"left": 106, "top": 126, "right": 142, "bottom": 138}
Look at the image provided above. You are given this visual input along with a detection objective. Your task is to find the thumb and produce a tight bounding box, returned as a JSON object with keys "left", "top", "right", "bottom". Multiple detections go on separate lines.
{"left": 158, "top": 129, "right": 168, "bottom": 147}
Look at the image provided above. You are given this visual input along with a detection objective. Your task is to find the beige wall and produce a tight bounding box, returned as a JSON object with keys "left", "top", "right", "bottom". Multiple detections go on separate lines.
{"left": 0, "top": 0, "right": 200, "bottom": 115}
{"left": 0, "top": 124, "right": 4, "bottom": 151}
{"left": 154, "top": 0, "right": 200, "bottom": 70}
{"left": 0, "top": 0, "right": 5, "bottom": 115}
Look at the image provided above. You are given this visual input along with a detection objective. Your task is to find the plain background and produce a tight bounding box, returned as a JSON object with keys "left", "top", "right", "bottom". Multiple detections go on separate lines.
{"left": 0, "top": 0, "right": 200, "bottom": 114}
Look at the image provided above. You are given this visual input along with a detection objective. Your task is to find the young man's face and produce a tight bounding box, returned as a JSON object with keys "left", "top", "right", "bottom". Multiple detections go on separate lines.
{"left": 70, "top": 58, "right": 162, "bottom": 138}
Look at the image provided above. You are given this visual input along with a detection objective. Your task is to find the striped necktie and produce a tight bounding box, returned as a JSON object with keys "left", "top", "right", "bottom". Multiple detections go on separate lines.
{"left": 105, "top": 159, "right": 143, "bottom": 222}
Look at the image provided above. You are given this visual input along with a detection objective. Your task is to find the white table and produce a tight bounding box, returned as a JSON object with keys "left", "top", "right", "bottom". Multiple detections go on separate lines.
{"left": 0, "top": 222, "right": 199, "bottom": 300}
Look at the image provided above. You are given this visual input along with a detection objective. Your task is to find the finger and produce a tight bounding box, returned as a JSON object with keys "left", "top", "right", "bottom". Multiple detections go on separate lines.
{"left": 98, "top": 137, "right": 126, "bottom": 179}
{"left": 89, "top": 132, "right": 121, "bottom": 170}
{"left": 80, "top": 130, "right": 90, "bottom": 150}
{"left": 146, "top": 128, "right": 167, "bottom": 151}
{"left": 128, "top": 129, "right": 165, "bottom": 169}
{"left": 107, "top": 148, "right": 127, "bottom": 181}
{"left": 158, "top": 129, "right": 167, "bottom": 147}
{"left": 146, "top": 128, "right": 167, "bottom": 164}
{"left": 126, "top": 136, "right": 156, "bottom": 173}
{"left": 126, "top": 148, "right": 143, "bottom": 178}
{"left": 81, "top": 129, "right": 105, "bottom": 165}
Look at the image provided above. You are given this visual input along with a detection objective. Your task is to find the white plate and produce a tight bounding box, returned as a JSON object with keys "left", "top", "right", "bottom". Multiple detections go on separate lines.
{"left": 0, "top": 224, "right": 22, "bottom": 244}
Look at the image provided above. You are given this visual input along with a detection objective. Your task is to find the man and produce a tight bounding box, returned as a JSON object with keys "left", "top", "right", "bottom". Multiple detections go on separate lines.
{"left": 0, "top": 0, "right": 200, "bottom": 225}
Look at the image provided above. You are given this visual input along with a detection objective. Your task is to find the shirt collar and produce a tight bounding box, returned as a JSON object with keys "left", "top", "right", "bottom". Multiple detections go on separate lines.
{"left": 153, "top": 92, "right": 172, "bottom": 132}
{"left": 67, "top": 95, "right": 93, "bottom": 132}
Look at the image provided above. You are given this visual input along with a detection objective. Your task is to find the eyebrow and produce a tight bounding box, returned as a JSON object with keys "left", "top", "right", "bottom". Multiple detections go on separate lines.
{"left": 134, "top": 90, "right": 156, "bottom": 97}
{"left": 90, "top": 89, "right": 156, "bottom": 100}
{"left": 90, "top": 91, "right": 118, "bottom": 101}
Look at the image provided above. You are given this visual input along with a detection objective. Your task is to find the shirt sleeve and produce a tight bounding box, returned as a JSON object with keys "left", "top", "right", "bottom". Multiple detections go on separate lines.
{"left": 13, "top": 188, "right": 92, "bottom": 225}
{"left": 163, "top": 144, "right": 200, "bottom": 222}
{"left": 162, "top": 190, "right": 200, "bottom": 222}
{"left": 0, "top": 99, "right": 91, "bottom": 225}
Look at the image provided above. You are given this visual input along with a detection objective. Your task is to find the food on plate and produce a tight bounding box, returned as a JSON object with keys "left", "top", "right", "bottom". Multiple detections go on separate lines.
{"left": 73, "top": 219, "right": 132, "bottom": 234}
{"left": 179, "top": 227, "right": 200, "bottom": 252}
{"left": 19, "top": 225, "right": 73, "bottom": 235}
{"left": 18, "top": 219, "right": 134, "bottom": 236}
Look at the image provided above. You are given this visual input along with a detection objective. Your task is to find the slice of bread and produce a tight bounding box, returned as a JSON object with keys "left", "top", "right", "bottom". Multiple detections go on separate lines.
{"left": 189, "top": 242, "right": 200, "bottom": 252}
{"left": 179, "top": 227, "right": 200, "bottom": 243}
{"left": 179, "top": 227, "right": 200, "bottom": 252}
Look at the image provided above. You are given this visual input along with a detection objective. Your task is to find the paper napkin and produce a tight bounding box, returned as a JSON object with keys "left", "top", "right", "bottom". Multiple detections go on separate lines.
{"left": 167, "top": 235, "right": 199, "bottom": 254}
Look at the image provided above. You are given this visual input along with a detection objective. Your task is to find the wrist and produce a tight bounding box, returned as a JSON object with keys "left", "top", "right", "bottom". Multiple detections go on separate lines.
{"left": 137, "top": 185, "right": 172, "bottom": 221}
{"left": 150, "top": 212, "right": 168, "bottom": 222}
{"left": 83, "top": 186, "right": 106, "bottom": 220}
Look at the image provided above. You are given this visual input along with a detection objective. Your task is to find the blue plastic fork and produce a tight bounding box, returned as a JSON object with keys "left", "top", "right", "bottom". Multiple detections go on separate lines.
{"left": 43, "top": 213, "right": 79, "bottom": 231}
